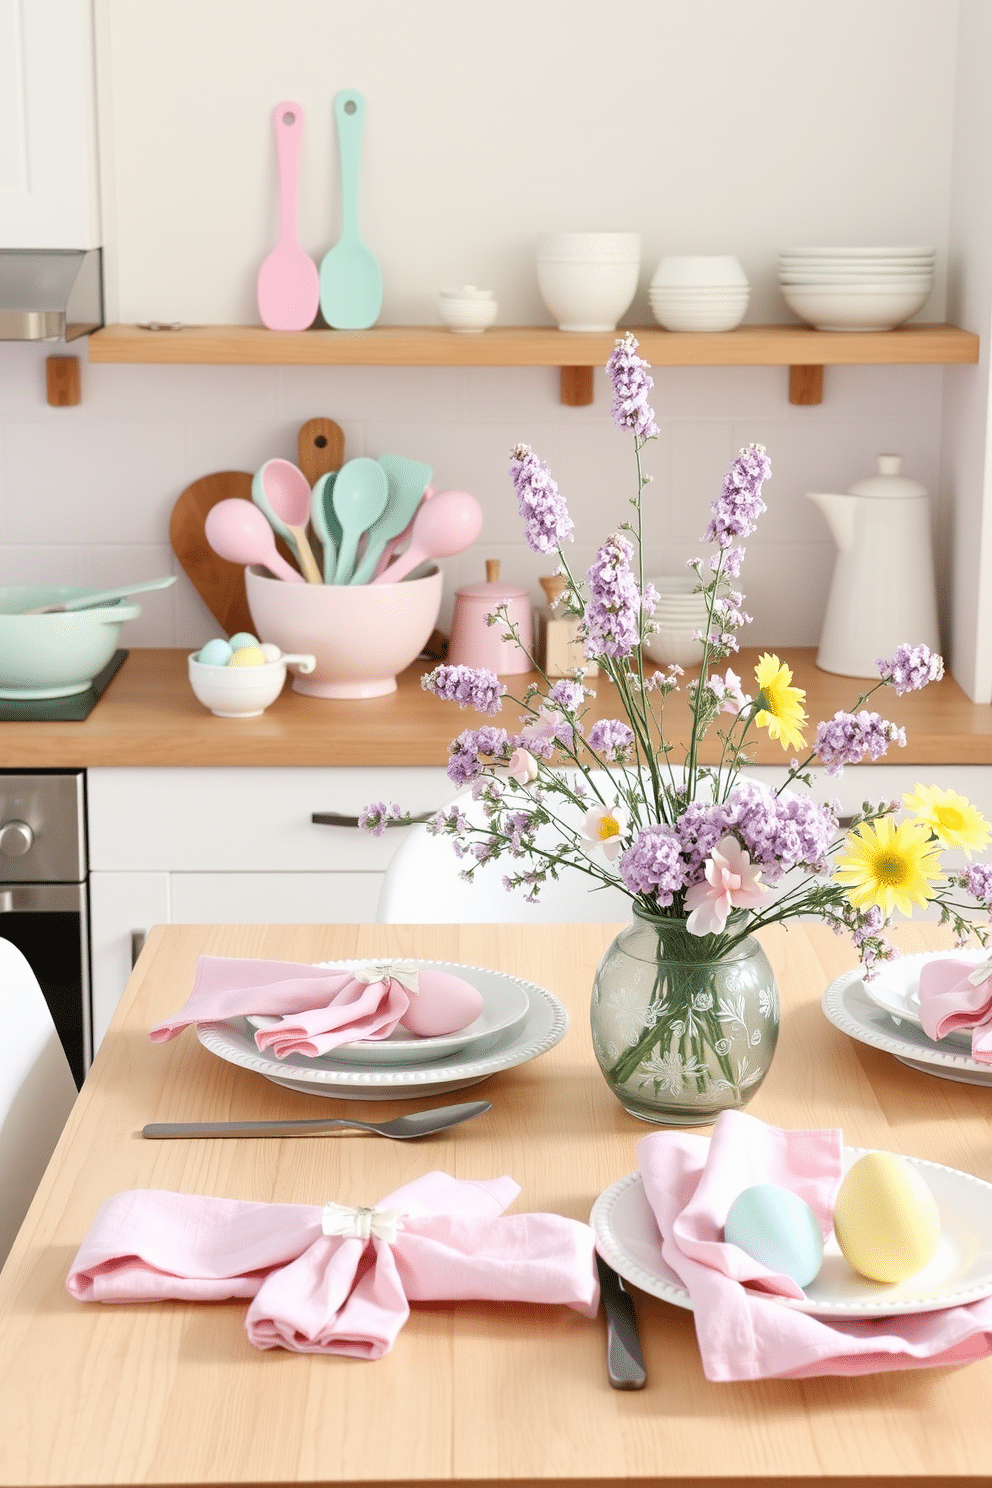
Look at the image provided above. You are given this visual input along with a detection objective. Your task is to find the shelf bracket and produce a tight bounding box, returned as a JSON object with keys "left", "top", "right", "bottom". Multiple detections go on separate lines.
{"left": 789, "top": 364, "right": 823, "bottom": 405}
{"left": 560, "top": 365, "right": 594, "bottom": 406}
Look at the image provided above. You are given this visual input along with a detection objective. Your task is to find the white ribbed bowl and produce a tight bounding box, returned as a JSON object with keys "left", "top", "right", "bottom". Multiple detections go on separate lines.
{"left": 650, "top": 255, "right": 748, "bottom": 288}
{"left": 643, "top": 626, "right": 706, "bottom": 667}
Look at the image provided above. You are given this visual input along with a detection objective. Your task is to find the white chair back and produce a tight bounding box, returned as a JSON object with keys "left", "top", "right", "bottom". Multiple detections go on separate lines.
{"left": 0, "top": 938, "right": 77, "bottom": 1268}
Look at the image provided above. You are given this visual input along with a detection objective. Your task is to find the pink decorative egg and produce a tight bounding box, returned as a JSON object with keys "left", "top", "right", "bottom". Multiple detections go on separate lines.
{"left": 400, "top": 969, "right": 484, "bottom": 1037}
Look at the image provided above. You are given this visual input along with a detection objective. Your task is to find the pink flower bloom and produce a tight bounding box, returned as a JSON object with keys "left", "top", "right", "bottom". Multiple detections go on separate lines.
{"left": 684, "top": 834, "right": 769, "bottom": 936}
{"left": 505, "top": 747, "right": 538, "bottom": 785}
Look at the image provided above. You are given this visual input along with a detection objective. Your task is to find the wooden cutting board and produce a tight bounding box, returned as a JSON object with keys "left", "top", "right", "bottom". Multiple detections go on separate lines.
{"left": 170, "top": 420, "right": 345, "bottom": 637}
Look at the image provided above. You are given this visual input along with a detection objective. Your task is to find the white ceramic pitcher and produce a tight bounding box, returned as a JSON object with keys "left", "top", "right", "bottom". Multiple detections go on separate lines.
{"left": 807, "top": 454, "right": 940, "bottom": 678}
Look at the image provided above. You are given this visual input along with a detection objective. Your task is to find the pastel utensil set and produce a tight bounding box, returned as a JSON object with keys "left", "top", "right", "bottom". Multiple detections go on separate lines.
{"left": 256, "top": 91, "right": 382, "bottom": 332}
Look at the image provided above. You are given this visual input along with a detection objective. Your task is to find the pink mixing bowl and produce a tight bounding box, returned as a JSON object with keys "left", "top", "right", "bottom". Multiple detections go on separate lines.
{"left": 244, "top": 564, "right": 443, "bottom": 699}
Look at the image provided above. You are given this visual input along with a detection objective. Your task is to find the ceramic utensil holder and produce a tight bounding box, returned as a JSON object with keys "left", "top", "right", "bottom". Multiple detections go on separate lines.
{"left": 447, "top": 560, "right": 533, "bottom": 675}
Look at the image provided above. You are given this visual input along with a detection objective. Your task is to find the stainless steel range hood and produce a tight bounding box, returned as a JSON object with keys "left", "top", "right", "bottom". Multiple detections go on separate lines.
{"left": 0, "top": 249, "right": 103, "bottom": 341}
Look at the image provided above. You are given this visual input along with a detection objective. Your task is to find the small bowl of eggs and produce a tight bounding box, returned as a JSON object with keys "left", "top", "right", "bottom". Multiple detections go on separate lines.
{"left": 188, "top": 632, "right": 316, "bottom": 718}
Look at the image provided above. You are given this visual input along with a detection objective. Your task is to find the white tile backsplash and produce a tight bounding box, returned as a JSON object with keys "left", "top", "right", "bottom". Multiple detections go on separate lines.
{"left": 0, "top": 344, "right": 949, "bottom": 655}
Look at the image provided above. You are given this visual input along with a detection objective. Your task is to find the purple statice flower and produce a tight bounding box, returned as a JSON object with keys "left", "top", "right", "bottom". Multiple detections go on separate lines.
{"left": 605, "top": 333, "right": 659, "bottom": 439}
{"left": 509, "top": 444, "right": 574, "bottom": 554}
{"left": 422, "top": 663, "right": 505, "bottom": 716}
{"left": 703, "top": 444, "right": 771, "bottom": 549}
{"left": 814, "top": 710, "right": 907, "bottom": 777}
{"left": 963, "top": 864, "right": 992, "bottom": 910}
{"left": 676, "top": 800, "right": 728, "bottom": 883}
{"left": 587, "top": 717, "right": 635, "bottom": 761}
{"left": 720, "top": 779, "right": 837, "bottom": 884}
{"left": 619, "top": 824, "right": 687, "bottom": 905}
{"left": 876, "top": 643, "right": 945, "bottom": 695}
{"left": 358, "top": 801, "right": 402, "bottom": 837}
{"left": 446, "top": 726, "right": 510, "bottom": 787}
{"left": 583, "top": 534, "right": 641, "bottom": 660}
{"left": 548, "top": 678, "right": 585, "bottom": 712}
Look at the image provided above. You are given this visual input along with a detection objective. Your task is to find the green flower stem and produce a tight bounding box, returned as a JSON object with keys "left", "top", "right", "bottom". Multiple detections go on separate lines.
{"left": 686, "top": 549, "right": 727, "bottom": 801}
{"left": 609, "top": 958, "right": 737, "bottom": 1090}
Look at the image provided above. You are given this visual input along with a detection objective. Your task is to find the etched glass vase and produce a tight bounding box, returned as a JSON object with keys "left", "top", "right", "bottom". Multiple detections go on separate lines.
{"left": 590, "top": 906, "right": 779, "bottom": 1125}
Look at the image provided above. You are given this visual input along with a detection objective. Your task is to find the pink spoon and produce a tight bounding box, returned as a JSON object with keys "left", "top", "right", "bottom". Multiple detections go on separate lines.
{"left": 252, "top": 458, "right": 323, "bottom": 583}
{"left": 372, "top": 484, "right": 436, "bottom": 578}
{"left": 204, "top": 499, "right": 306, "bottom": 584}
{"left": 372, "top": 489, "right": 482, "bottom": 585}
{"left": 256, "top": 101, "right": 320, "bottom": 332}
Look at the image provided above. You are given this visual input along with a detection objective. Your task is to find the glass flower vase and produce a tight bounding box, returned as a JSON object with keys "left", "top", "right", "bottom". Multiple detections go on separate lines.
{"left": 590, "top": 906, "right": 779, "bottom": 1125}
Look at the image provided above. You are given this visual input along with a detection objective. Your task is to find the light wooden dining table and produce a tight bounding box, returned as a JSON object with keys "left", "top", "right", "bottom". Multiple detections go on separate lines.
{"left": 1, "top": 918, "right": 991, "bottom": 1488}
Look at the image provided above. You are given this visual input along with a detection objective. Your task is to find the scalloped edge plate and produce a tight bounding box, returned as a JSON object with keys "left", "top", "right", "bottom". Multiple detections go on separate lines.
{"left": 822, "top": 966, "right": 992, "bottom": 1080}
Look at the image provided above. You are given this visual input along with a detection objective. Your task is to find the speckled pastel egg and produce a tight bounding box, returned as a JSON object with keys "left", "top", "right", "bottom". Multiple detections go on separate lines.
{"left": 259, "top": 642, "right": 281, "bottom": 663}
{"left": 833, "top": 1152, "right": 941, "bottom": 1284}
{"left": 723, "top": 1183, "right": 824, "bottom": 1288}
{"left": 197, "top": 638, "right": 233, "bottom": 666}
{"left": 228, "top": 631, "right": 259, "bottom": 651}
{"left": 399, "top": 969, "right": 484, "bottom": 1038}
{"left": 227, "top": 644, "right": 267, "bottom": 668}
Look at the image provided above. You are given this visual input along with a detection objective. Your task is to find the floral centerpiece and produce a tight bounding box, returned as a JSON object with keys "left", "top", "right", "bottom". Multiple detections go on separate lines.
{"left": 361, "top": 334, "right": 992, "bottom": 1124}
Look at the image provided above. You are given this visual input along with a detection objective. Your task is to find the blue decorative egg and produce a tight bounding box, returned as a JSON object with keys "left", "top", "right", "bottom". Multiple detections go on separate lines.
{"left": 723, "top": 1182, "right": 824, "bottom": 1288}
{"left": 197, "top": 638, "right": 233, "bottom": 667}
{"left": 228, "top": 631, "right": 259, "bottom": 651}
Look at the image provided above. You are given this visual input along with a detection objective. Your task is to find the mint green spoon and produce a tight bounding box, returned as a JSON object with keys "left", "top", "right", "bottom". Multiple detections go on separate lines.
{"left": 310, "top": 472, "right": 342, "bottom": 583}
{"left": 331, "top": 458, "right": 388, "bottom": 584}
{"left": 350, "top": 455, "right": 433, "bottom": 584}
{"left": 319, "top": 91, "right": 382, "bottom": 330}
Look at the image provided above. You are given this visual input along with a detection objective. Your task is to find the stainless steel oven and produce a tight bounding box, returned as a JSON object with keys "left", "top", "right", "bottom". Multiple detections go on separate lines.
{"left": 0, "top": 771, "right": 89, "bottom": 1087}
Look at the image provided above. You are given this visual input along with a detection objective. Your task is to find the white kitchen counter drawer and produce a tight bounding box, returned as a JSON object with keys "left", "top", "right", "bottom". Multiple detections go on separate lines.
{"left": 87, "top": 767, "right": 452, "bottom": 872}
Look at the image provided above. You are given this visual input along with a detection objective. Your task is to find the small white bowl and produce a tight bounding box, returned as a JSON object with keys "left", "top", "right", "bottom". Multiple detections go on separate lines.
{"left": 438, "top": 294, "right": 498, "bottom": 333}
{"left": 643, "top": 626, "right": 706, "bottom": 668}
{"left": 780, "top": 280, "right": 932, "bottom": 331}
{"left": 537, "top": 259, "right": 639, "bottom": 332}
{"left": 650, "top": 301, "right": 748, "bottom": 332}
{"left": 650, "top": 255, "right": 748, "bottom": 288}
{"left": 188, "top": 650, "right": 316, "bottom": 718}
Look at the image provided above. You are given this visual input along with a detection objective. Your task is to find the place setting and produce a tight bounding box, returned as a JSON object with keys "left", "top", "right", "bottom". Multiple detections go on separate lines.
{"left": 149, "top": 953, "right": 569, "bottom": 1102}
{"left": 821, "top": 948, "right": 992, "bottom": 1085}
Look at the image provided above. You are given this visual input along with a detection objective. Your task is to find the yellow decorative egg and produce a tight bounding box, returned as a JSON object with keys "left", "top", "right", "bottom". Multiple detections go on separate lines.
{"left": 833, "top": 1152, "right": 941, "bottom": 1283}
{"left": 227, "top": 644, "right": 267, "bottom": 668}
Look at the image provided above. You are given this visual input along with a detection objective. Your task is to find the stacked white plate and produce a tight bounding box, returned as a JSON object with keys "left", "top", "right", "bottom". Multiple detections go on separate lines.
{"left": 196, "top": 958, "right": 569, "bottom": 1100}
{"left": 649, "top": 255, "right": 749, "bottom": 332}
{"left": 642, "top": 576, "right": 709, "bottom": 667}
{"left": 778, "top": 246, "right": 935, "bottom": 331}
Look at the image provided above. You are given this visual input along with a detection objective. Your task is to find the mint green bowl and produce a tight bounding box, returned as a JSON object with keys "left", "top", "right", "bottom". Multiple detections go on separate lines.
{"left": 0, "top": 587, "right": 141, "bottom": 699}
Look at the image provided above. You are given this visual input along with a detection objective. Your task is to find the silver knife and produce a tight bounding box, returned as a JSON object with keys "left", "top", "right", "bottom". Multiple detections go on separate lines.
{"left": 596, "top": 1252, "right": 647, "bottom": 1389}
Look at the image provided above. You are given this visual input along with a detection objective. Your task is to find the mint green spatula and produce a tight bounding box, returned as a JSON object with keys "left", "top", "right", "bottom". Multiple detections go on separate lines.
{"left": 350, "top": 454, "right": 433, "bottom": 584}
{"left": 319, "top": 91, "right": 382, "bottom": 330}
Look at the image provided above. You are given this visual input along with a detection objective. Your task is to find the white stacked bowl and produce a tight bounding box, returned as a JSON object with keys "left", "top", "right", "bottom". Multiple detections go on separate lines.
{"left": 536, "top": 232, "right": 640, "bottom": 331}
{"left": 648, "top": 255, "right": 749, "bottom": 332}
{"left": 642, "top": 576, "right": 710, "bottom": 667}
{"left": 777, "top": 246, "right": 935, "bottom": 331}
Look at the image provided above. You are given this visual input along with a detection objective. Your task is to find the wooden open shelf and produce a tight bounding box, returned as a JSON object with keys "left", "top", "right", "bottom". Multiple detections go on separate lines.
{"left": 87, "top": 322, "right": 980, "bottom": 406}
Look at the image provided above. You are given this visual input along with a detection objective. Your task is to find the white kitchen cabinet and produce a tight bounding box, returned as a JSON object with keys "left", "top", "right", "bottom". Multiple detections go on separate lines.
{"left": 86, "top": 765, "right": 451, "bottom": 1056}
{"left": 0, "top": 0, "right": 101, "bottom": 248}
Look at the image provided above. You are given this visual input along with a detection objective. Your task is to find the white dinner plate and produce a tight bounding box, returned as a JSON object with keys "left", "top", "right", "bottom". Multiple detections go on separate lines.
{"left": 245, "top": 960, "right": 530, "bottom": 1066}
{"left": 592, "top": 1146, "right": 992, "bottom": 1319}
{"left": 197, "top": 959, "right": 567, "bottom": 1101}
{"left": 822, "top": 966, "right": 992, "bottom": 1082}
{"left": 859, "top": 949, "right": 986, "bottom": 1047}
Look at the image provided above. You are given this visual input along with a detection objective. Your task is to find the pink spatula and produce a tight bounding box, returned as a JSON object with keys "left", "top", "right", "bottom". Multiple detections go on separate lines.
{"left": 257, "top": 101, "right": 319, "bottom": 331}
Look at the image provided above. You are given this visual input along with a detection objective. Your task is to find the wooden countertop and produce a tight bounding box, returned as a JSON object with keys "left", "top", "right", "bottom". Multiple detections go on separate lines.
{"left": 1, "top": 919, "right": 990, "bottom": 1488}
{"left": 1, "top": 645, "right": 990, "bottom": 768}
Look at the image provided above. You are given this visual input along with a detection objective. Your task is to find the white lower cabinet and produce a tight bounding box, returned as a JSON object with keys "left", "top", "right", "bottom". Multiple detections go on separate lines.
{"left": 86, "top": 766, "right": 451, "bottom": 1059}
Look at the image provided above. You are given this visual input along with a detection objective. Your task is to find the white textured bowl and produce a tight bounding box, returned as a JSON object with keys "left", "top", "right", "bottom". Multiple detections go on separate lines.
{"left": 650, "top": 300, "right": 748, "bottom": 332}
{"left": 187, "top": 651, "right": 316, "bottom": 718}
{"left": 537, "top": 257, "right": 639, "bottom": 332}
{"left": 536, "top": 232, "right": 640, "bottom": 263}
{"left": 245, "top": 564, "right": 443, "bottom": 699}
{"left": 650, "top": 255, "right": 748, "bottom": 288}
{"left": 438, "top": 295, "right": 498, "bottom": 333}
{"left": 781, "top": 280, "right": 932, "bottom": 331}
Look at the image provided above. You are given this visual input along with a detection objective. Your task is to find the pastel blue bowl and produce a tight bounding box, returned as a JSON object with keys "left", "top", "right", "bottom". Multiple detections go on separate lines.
{"left": 0, "top": 587, "right": 140, "bottom": 698}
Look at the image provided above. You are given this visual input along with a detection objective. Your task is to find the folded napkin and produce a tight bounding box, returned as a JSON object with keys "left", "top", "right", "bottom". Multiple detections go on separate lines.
{"left": 66, "top": 1171, "right": 599, "bottom": 1358}
{"left": 918, "top": 955, "right": 992, "bottom": 1063}
{"left": 637, "top": 1110, "right": 992, "bottom": 1380}
{"left": 149, "top": 956, "right": 480, "bottom": 1058}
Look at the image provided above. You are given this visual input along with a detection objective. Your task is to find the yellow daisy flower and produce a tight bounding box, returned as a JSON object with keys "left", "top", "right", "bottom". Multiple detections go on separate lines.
{"left": 903, "top": 783, "right": 991, "bottom": 858}
{"left": 834, "top": 816, "right": 944, "bottom": 919}
{"left": 753, "top": 653, "right": 807, "bottom": 752}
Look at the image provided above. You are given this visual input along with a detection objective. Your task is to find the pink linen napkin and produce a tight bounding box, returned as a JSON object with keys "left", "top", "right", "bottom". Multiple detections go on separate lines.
{"left": 636, "top": 1109, "right": 992, "bottom": 1380}
{"left": 918, "top": 955, "right": 992, "bottom": 1063}
{"left": 66, "top": 1170, "right": 599, "bottom": 1359}
{"left": 150, "top": 956, "right": 415, "bottom": 1057}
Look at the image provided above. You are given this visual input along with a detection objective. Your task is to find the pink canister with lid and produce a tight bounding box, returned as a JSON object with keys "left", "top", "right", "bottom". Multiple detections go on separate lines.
{"left": 447, "top": 560, "right": 533, "bottom": 675}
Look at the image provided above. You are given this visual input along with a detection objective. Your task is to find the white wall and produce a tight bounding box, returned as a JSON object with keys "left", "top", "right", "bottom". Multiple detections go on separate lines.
{"left": 0, "top": 0, "right": 969, "bottom": 678}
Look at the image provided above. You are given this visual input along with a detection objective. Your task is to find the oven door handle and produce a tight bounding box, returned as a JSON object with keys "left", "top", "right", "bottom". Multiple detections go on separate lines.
{"left": 0, "top": 883, "right": 83, "bottom": 913}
